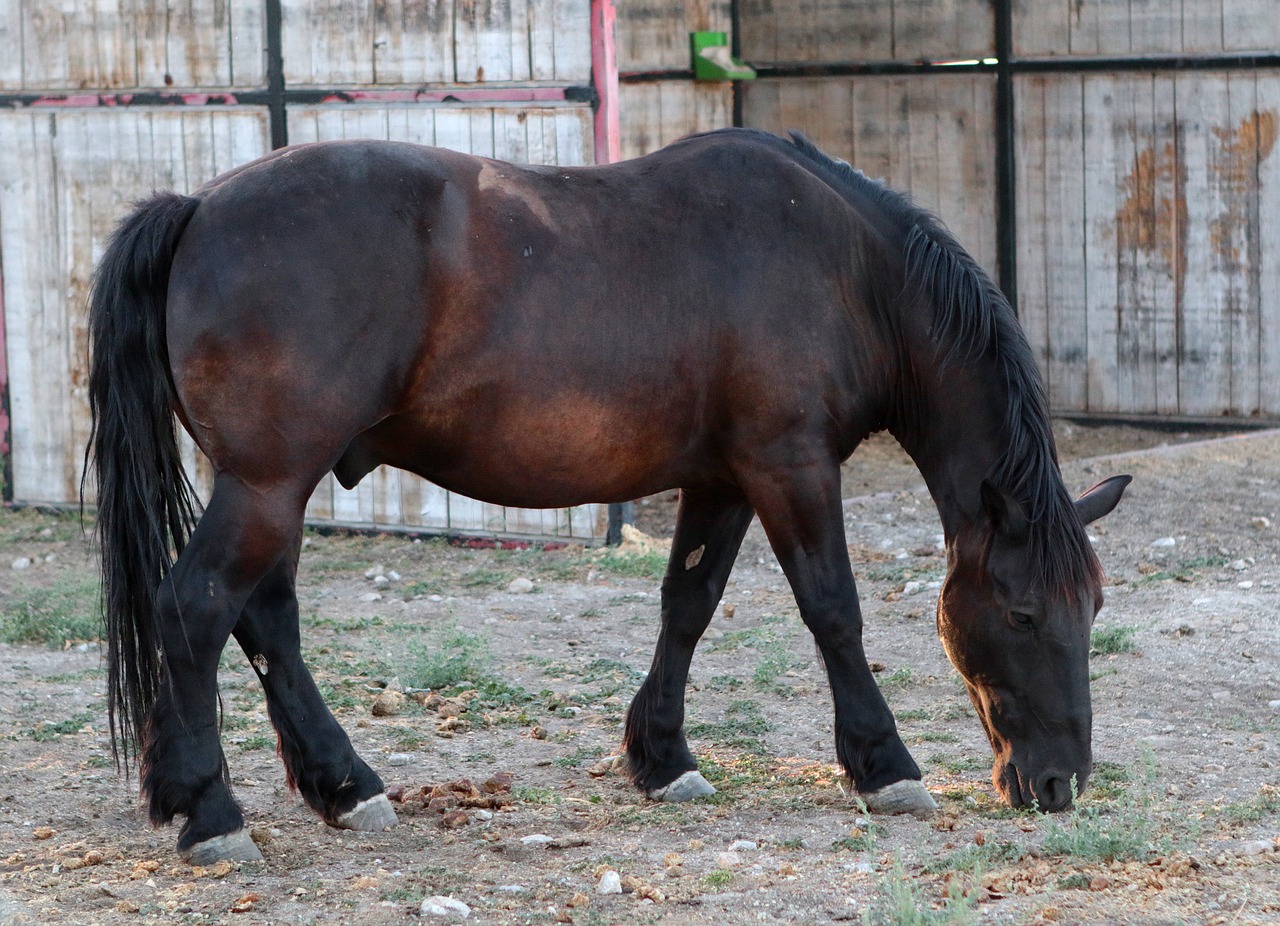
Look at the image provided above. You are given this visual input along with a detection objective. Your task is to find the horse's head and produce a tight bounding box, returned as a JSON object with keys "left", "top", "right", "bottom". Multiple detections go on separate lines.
{"left": 936, "top": 475, "right": 1130, "bottom": 812}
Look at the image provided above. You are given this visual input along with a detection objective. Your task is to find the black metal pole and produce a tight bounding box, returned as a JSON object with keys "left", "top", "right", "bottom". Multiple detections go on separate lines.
{"left": 730, "top": 0, "right": 744, "bottom": 127}
{"left": 265, "top": 0, "right": 288, "bottom": 149}
{"left": 994, "top": 0, "right": 1018, "bottom": 312}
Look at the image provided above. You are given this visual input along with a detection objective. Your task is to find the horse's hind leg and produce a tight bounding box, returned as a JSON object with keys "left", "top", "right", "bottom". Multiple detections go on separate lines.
{"left": 741, "top": 460, "right": 936, "bottom": 818}
{"left": 624, "top": 490, "right": 754, "bottom": 800}
{"left": 231, "top": 532, "right": 396, "bottom": 832}
{"left": 144, "top": 475, "right": 304, "bottom": 863}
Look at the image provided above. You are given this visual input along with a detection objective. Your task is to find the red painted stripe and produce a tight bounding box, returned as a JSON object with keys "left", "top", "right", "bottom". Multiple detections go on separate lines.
{"left": 590, "top": 0, "right": 621, "bottom": 164}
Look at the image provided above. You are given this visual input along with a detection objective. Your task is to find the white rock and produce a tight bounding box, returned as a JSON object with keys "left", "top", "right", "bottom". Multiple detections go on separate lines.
{"left": 1251, "top": 516, "right": 1271, "bottom": 530}
{"left": 507, "top": 577, "right": 535, "bottom": 594}
{"left": 494, "top": 885, "right": 526, "bottom": 894}
{"left": 1238, "top": 582, "right": 1254, "bottom": 590}
{"left": 474, "top": 810, "right": 493, "bottom": 822}
{"left": 365, "top": 564, "right": 385, "bottom": 579}
{"left": 596, "top": 870, "right": 622, "bottom": 895}
{"left": 901, "top": 580, "right": 925, "bottom": 596}
{"left": 1267, "top": 700, "right": 1280, "bottom": 710}
{"left": 520, "top": 834, "right": 554, "bottom": 846}
{"left": 373, "top": 575, "right": 390, "bottom": 587}
{"left": 389, "top": 570, "right": 402, "bottom": 581}
{"left": 429, "top": 595, "right": 444, "bottom": 602}
{"left": 728, "top": 840, "right": 758, "bottom": 851}
{"left": 10, "top": 557, "right": 31, "bottom": 570}
{"left": 1151, "top": 537, "right": 1177, "bottom": 548}
{"left": 420, "top": 896, "right": 470, "bottom": 918}
{"left": 716, "top": 851, "right": 742, "bottom": 869}
{"left": 386, "top": 753, "right": 415, "bottom": 767}
{"left": 360, "top": 592, "right": 382, "bottom": 603}
{"left": 1230, "top": 560, "right": 1249, "bottom": 572}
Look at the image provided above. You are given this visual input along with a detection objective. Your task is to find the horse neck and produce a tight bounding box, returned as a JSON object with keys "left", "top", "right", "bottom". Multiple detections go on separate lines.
{"left": 887, "top": 346, "right": 1013, "bottom": 544}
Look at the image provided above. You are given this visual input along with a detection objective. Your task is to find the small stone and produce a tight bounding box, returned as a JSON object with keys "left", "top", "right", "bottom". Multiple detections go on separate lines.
{"left": 566, "top": 892, "right": 590, "bottom": 908}
{"left": 728, "top": 840, "right": 758, "bottom": 852}
{"left": 596, "top": 869, "right": 622, "bottom": 895}
{"left": 521, "top": 834, "right": 555, "bottom": 846}
{"left": 230, "top": 893, "right": 259, "bottom": 913}
{"left": 32, "top": 827, "right": 54, "bottom": 840}
{"left": 1251, "top": 516, "right": 1271, "bottom": 530}
{"left": 1203, "top": 764, "right": 1226, "bottom": 773}
{"left": 507, "top": 577, "right": 534, "bottom": 593}
{"left": 1231, "top": 621, "right": 1249, "bottom": 632}
{"left": 371, "top": 690, "right": 407, "bottom": 717}
{"left": 373, "top": 575, "right": 389, "bottom": 587}
{"left": 10, "top": 557, "right": 31, "bottom": 570}
{"left": 473, "top": 810, "right": 493, "bottom": 822}
{"left": 1151, "top": 537, "right": 1177, "bottom": 548}
{"left": 441, "top": 810, "right": 470, "bottom": 828}
{"left": 716, "top": 851, "right": 742, "bottom": 869}
{"left": 1238, "top": 582, "right": 1253, "bottom": 590}
{"left": 1268, "top": 700, "right": 1280, "bottom": 710}
{"left": 901, "top": 580, "right": 925, "bottom": 596}
{"left": 1239, "top": 840, "right": 1272, "bottom": 856}
{"left": 364, "top": 564, "right": 385, "bottom": 579}
{"left": 420, "top": 895, "right": 471, "bottom": 918}
{"left": 388, "top": 570, "right": 401, "bottom": 581}
{"left": 386, "top": 753, "right": 415, "bottom": 767}
{"left": 722, "top": 602, "right": 736, "bottom": 619}
{"left": 1210, "top": 691, "right": 1231, "bottom": 701}
{"left": 359, "top": 592, "right": 382, "bottom": 602}
{"left": 429, "top": 594, "right": 444, "bottom": 602}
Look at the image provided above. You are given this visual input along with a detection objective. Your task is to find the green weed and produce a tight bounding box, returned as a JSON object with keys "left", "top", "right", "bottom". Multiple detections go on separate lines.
{"left": 1, "top": 577, "right": 101, "bottom": 647}
{"left": 1218, "top": 785, "right": 1280, "bottom": 825}
{"left": 923, "top": 840, "right": 1021, "bottom": 873}
{"left": 701, "top": 870, "right": 734, "bottom": 890}
{"left": 864, "top": 855, "right": 977, "bottom": 926}
{"left": 1090, "top": 624, "right": 1139, "bottom": 655}
{"left": 1042, "top": 766, "right": 1176, "bottom": 862}
{"left": 593, "top": 550, "right": 668, "bottom": 579}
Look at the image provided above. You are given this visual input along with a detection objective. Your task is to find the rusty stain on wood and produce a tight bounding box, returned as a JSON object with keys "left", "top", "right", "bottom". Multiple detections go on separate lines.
{"left": 1209, "top": 111, "right": 1277, "bottom": 268}
{"left": 1116, "top": 136, "right": 1187, "bottom": 312}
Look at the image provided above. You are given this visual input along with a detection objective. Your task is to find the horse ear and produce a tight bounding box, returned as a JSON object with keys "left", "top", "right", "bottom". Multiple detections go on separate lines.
{"left": 1074, "top": 474, "right": 1132, "bottom": 525}
{"left": 980, "top": 479, "right": 1030, "bottom": 541}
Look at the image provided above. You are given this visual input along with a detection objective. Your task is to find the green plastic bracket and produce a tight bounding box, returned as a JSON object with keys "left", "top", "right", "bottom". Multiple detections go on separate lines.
{"left": 690, "top": 31, "right": 756, "bottom": 81}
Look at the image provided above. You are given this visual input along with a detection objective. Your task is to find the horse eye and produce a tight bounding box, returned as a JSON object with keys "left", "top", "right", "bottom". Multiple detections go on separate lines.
{"left": 1009, "top": 611, "right": 1035, "bottom": 630}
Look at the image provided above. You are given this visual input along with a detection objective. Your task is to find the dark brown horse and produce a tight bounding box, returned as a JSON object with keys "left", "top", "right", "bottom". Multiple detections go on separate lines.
{"left": 87, "top": 128, "right": 1129, "bottom": 864}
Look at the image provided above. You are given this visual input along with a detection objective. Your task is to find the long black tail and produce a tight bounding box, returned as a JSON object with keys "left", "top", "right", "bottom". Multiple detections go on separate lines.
{"left": 85, "top": 192, "right": 203, "bottom": 768}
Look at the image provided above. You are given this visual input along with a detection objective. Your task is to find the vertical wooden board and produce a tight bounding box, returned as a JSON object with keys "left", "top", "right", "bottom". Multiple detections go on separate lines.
{"left": 1127, "top": 0, "right": 1181, "bottom": 54}
{"left": 455, "top": 0, "right": 512, "bottom": 82}
{"left": 19, "top": 1, "right": 72, "bottom": 88}
{"left": 1176, "top": 74, "right": 1233, "bottom": 415}
{"left": 1181, "top": 0, "right": 1226, "bottom": 53}
{"left": 529, "top": 0, "right": 557, "bottom": 80}
{"left": 849, "top": 78, "right": 894, "bottom": 183}
{"left": 1014, "top": 76, "right": 1051, "bottom": 389}
{"left": 1224, "top": 73, "right": 1261, "bottom": 416}
{"left": 1111, "top": 75, "right": 1157, "bottom": 413}
{"left": 736, "top": 80, "right": 781, "bottom": 151}
{"left": 411, "top": 480, "right": 451, "bottom": 530}
{"left": 553, "top": 106, "right": 592, "bottom": 165}
{"left": 1221, "top": 0, "right": 1280, "bottom": 52}
{"left": 281, "top": 0, "right": 376, "bottom": 86}
{"left": 385, "top": 106, "right": 438, "bottom": 146}
{"left": 470, "top": 108, "right": 497, "bottom": 155}
{"left": 1257, "top": 74, "right": 1280, "bottom": 416}
{"left": 432, "top": 106, "right": 477, "bottom": 153}
{"left": 811, "top": 0, "right": 890, "bottom": 62}
{"left": 0, "top": 0, "right": 22, "bottom": 88}
{"left": 229, "top": 0, "right": 269, "bottom": 87}
{"left": 737, "top": 0, "right": 777, "bottom": 64}
{"left": 373, "top": 0, "right": 455, "bottom": 84}
{"left": 492, "top": 109, "right": 531, "bottom": 161}
{"left": 155, "top": 0, "right": 257, "bottom": 88}
{"left": 936, "top": 76, "right": 996, "bottom": 279}
{"left": 617, "top": 0, "right": 729, "bottom": 72}
{"left": 370, "top": 465, "right": 404, "bottom": 525}
{"left": 1150, "top": 76, "right": 1181, "bottom": 415}
{"left": 551, "top": 0, "right": 593, "bottom": 81}
{"left": 306, "top": 473, "right": 337, "bottom": 521}
{"left": 1013, "top": 0, "right": 1070, "bottom": 57}
{"left": 1081, "top": 76, "right": 1122, "bottom": 412}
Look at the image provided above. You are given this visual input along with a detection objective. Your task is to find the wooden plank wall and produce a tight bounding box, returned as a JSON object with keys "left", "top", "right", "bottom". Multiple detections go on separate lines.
{"left": 741, "top": 75, "right": 999, "bottom": 278}
{"left": 0, "top": 0, "right": 266, "bottom": 90}
{"left": 1015, "top": 0, "right": 1280, "bottom": 56}
{"left": 280, "top": 0, "right": 591, "bottom": 86}
{"left": 1, "top": 1, "right": 603, "bottom": 539}
{"left": 0, "top": 108, "right": 271, "bottom": 506}
{"left": 740, "top": 0, "right": 993, "bottom": 64}
{"left": 615, "top": 0, "right": 733, "bottom": 158}
{"left": 1013, "top": 0, "right": 1280, "bottom": 417}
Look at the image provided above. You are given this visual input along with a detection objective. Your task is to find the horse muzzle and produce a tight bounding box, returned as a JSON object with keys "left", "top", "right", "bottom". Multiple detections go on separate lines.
{"left": 993, "top": 752, "right": 1090, "bottom": 812}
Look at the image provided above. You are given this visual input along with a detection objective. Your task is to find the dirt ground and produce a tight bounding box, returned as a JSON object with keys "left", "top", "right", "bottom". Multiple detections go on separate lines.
{"left": 1, "top": 421, "right": 1278, "bottom": 926}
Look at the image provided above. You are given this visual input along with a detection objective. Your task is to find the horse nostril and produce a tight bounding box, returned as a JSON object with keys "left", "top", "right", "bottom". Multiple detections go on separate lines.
{"left": 1035, "top": 773, "right": 1075, "bottom": 812}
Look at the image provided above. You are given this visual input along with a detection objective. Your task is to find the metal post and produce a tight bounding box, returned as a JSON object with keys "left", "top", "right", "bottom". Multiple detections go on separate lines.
{"left": 590, "top": 0, "right": 622, "bottom": 165}
{"left": 265, "top": 0, "right": 288, "bottom": 149}
{"left": 994, "top": 0, "right": 1018, "bottom": 312}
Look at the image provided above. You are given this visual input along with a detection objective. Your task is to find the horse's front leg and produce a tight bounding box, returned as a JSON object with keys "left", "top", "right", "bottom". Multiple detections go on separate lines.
{"left": 231, "top": 532, "right": 396, "bottom": 833}
{"left": 144, "top": 478, "right": 301, "bottom": 864}
{"left": 743, "top": 459, "right": 937, "bottom": 818}
{"left": 623, "top": 490, "right": 754, "bottom": 800}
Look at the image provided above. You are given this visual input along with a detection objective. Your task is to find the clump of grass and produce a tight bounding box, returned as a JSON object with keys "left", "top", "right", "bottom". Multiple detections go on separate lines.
{"left": 1218, "top": 785, "right": 1280, "bottom": 825}
{"left": 864, "top": 855, "right": 978, "bottom": 926}
{"left": 686, "top": 699, "right": 773, "bottom": 751}
{"left": 701, "top": 870, "right": 734, "bottom": 890}
{"left": 877, "top": 667, "right": 915, "bottom": 689}
{"left": 923, "top": 840, "right": 1021, "bottom": 873}
{"left": 1090, "top": 624, "right": 1139, "bottom": 655}
{"left": 402, "top": 626, "right": 493, "bottom": 690}
{"left": 1, "top": 577, "right": 101, "bottom": 647}
{"left": 593, "top": 549, "right": 668, "bottom": 580}
{"left": 1041, "top": 763, "right": 1176, "bottom": 862}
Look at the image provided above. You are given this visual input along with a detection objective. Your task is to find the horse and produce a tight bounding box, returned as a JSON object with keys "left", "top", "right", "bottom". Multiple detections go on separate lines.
{"left": 86, "top": 128, "right": 1130, "bottom": 864}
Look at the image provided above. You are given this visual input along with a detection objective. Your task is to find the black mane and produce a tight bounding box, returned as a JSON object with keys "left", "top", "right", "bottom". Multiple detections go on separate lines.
{"left": 779, "top": 130, "right": 1101, "bottom": 596}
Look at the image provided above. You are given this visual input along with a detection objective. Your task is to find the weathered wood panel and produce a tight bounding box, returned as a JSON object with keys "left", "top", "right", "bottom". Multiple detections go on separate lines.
{"left": 1014, "top": 0, "right": 1280, "bottom": 56}
{"left": 281, "top": 0, "right": 592, "bottom": 86}
{"left": 0, "top": 108, "right": 270, "bottom": 506}
{"left": 741, "top": 75, "right": 998, "bottom": 278}
{"left": 616, "top": 0, "right": 731, "bottom": 72}
{"left": 618, "top": 82, "right": 732, "bottom": 158}
{"left": 740, "top": 0, "right": 994, "bottom": 65}
{"left": 1, "top": 0, "right": 265, "bottom": 91}
{"left": 286, "top": 102, "right": 601, "bottom": 538}
{"left": 1015, "top": 71, "right": 1280, "bottom": 417}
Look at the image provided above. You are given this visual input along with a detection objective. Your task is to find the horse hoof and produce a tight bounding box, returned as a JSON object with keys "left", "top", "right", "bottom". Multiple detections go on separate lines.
{"left": 182, "top": 830, "right": 264, "bottom": 865}
{"left": 334, "top": 793, "right": 398, "bottom": 831}
{"left": 861, "top": 779, "right": 937, "bottom": 819}
{"left": 647, "top": 770, "right": 716, "bottom": 802}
